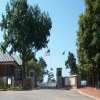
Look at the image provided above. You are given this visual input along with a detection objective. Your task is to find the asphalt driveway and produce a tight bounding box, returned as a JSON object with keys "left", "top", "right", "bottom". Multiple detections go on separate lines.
{"left": 0, "top": 89, "right": 95, "bottom": 100}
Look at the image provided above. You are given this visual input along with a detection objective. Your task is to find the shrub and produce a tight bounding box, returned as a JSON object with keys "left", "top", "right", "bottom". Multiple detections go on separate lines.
{"left": 0, "top": 79, "right": 7, "bottom": 89}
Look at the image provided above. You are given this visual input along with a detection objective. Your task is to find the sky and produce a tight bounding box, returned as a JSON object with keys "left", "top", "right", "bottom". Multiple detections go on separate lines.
{"left": 0, "top": 0, "right": 85, "bottom": 81}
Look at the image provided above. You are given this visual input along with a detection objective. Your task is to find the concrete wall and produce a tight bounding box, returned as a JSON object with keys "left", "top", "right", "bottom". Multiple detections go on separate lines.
{"left": 64, "top": 75, "right": 78, "bottom": 89}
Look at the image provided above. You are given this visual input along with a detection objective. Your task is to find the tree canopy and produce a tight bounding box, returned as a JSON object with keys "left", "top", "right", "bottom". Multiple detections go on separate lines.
{"left": 1, "top": 0, "right": 52, "bottom": 52}
{"left": 65, "top": 52, "right": 77, "bottom": 74}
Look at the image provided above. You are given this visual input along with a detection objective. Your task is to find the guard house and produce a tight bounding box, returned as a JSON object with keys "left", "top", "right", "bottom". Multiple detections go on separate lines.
{"left": 0, "top": 53, "right": 22, "bottom": 84}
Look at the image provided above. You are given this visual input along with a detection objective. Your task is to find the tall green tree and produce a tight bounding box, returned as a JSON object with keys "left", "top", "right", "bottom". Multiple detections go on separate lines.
{"left": 27, "top": 58, "right": 41, "bottom": 87}
{"left": 1, "top": 0, "right": 52, "bottom": 80}
{"left": 65, "top": 52, "right": 77, "bottom": 74}
{"left": 77, "top": 0, "right": 100, "bottom": 86}
{"left": 38, "top": 57, "right": 47, "bottom": 82}
{"left": 27, "top": 57, "right": 47, "bottom": 86}
{"left": 47, "top": 69, "right": 55, "bottom": 82}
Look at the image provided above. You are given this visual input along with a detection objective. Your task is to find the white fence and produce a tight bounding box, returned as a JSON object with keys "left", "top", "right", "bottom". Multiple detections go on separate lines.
{"left": 39, "top": 82, "right": 56, "bottom": 88}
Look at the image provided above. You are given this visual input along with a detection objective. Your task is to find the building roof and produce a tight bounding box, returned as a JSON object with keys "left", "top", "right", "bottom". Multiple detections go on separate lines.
{"left": 0, "top": 52, "right": 22, "bottom": 65}
{"left": 0, "top": 53, "right": 14, "bottom": 62}
{"left": 12, "top": 54, "right": 22, "bottom": 65}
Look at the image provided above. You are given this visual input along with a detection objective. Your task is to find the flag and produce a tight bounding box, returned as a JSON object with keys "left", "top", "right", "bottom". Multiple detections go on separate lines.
{"left": 47, "top": 49, "right": 50, "bottom": 53}
{"left": 62, "top": 51, "right": 65, "bottom": 55}
{"left": 44, "top": 49, "right": 50, "bottom": 58}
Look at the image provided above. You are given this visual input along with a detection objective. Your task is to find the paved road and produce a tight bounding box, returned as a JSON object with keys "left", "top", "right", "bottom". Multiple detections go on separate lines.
{"left": 0, "top": 89, "right": 94, "bottom": 100}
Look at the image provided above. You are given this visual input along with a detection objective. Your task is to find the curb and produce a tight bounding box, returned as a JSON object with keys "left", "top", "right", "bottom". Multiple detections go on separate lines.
{"left": 75, "top": 89, "right": 100, "bottom": 100}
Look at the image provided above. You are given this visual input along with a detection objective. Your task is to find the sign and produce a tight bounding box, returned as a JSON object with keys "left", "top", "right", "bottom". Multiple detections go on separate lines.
{"left": 8, "top": 78, "right": 11, "bottom": 85}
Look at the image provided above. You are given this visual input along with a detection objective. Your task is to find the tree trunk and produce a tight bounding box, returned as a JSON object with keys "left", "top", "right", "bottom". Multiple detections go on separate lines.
{"left": 91, "top": 68, "right": 97, "bottom": 87}
{"left": 21, "top": 52, "right": 26, "bottom": 88}
{"left": 34, "top": 72, "right": 38, "bottom": 88}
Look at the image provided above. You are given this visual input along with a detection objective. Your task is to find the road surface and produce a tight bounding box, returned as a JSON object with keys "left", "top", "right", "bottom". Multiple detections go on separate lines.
{"left": 0, "top": 89, "right": 94, "bottom": 100}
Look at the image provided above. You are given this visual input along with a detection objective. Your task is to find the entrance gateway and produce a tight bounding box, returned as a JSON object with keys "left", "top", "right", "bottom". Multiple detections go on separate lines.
{"left": 56, "top": 68, "right": 78, "bottom": 89}
{"left": 39, "top": 68, "right": 78, "bottom": 89}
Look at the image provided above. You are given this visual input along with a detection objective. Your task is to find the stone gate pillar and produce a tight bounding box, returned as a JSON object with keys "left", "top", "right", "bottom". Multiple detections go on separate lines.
{"left": 56, "top": 68, "right": 62, "bottom": 88}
